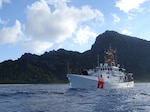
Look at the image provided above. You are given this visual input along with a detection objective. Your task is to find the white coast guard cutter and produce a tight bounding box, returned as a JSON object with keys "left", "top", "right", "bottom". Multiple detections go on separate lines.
{"left": 67, "top": 47, "right": 134, "bottom": 89}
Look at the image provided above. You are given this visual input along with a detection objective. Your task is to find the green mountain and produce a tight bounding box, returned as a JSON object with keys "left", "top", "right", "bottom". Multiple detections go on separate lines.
{"left": 0, "top": 31, "right": 150, "bottom": 83}
{"left": 91, "top": 31, "right": 150, "bottom": 81}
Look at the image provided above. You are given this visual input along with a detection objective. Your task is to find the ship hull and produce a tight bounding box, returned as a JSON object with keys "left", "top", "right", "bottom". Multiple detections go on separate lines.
{"left": 67, "top": 74, "right": 134, "bottom": 89}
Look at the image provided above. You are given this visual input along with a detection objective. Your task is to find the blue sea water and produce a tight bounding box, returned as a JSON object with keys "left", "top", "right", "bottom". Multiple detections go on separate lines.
{"left": 0, "top": 83, "right": 149, "bottom": 112}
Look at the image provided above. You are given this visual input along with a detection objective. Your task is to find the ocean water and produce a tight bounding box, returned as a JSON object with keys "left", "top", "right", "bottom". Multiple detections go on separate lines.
{"left": 0, "top": 83, "right": 149, "bottom": 112}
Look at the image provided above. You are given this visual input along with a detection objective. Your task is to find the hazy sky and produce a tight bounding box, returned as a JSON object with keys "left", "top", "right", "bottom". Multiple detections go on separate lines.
{"left": 0, "top": 0, "right": 150, "bottom": 62}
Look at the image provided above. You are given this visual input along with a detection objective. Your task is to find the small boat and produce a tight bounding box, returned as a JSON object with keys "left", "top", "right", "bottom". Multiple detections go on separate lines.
{"left": 67, "top": 46, "right": 134, "bottom": 89}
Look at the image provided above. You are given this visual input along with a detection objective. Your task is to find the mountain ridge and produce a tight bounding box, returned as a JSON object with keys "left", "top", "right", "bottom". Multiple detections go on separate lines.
{"left": 0, "top": 30, "right": 150, "bottom": 83}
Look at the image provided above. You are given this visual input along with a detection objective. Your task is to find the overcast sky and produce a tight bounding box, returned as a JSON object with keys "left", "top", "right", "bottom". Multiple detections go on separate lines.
{"left": 0, "top": 0, "right": 150, "bottom": 62}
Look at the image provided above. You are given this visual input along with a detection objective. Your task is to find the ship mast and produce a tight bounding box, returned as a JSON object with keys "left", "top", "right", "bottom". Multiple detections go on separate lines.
{"left": 104, "top": 45, "right": 116, "bottom": 66}
{"left": 97, "top": 53, "right": 100, "bottom": 67}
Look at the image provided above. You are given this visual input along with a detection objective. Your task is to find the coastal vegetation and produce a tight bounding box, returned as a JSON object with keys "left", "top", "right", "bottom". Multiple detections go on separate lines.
{"left": 0, "top": 31, "right": 150, "bottom": 83}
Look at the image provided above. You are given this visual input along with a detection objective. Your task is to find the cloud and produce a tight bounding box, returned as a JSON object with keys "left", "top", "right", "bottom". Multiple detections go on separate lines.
{"left": 111, "top": 14, "right": 120, "bottom": 24}
{"left": 25, "top": 0, "right": 104, "bottom": 43}
{"left": 0, "top": 0, "right": 11, "bottom": 9}
{"left": 45, "top": 0, "right": 71, "bottom": 4}
{"left": 0, "top": 18, "right": 9, "bottom": 25}
{"left": 74, "top": 26, "right": 97, "bottom": 45}
{"left": 121, "top": 29, "right": 132, "bottom": 35}
{"left": 116, "top": 0, "right": 146, "bottom": 13}
{"left": 127, "top": 13, "right": 137, "bottom": 20}
{"left": 0, "top": 20, "right": 25, "bottom": 44}
{"left": 22, "top": 40, "right": 53, "bottom": 54}
{"left": 0, "top": 19, "right": 53, "bottom": 54}
{"left": 0, "top": 0, "right": 104, "bottom": 54}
